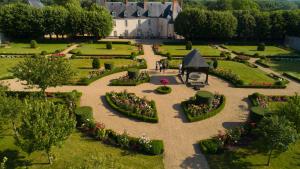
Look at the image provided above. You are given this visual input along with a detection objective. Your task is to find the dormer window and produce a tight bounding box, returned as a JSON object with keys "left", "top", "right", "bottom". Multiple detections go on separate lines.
{"left": 112, "top": 12, "right": 116, "bottom": 17}
{"left": 137, "top": 11, "right": 141, "bottom": 17}
{"left": 124, "top": 11, "right": 127, "bottom": 17}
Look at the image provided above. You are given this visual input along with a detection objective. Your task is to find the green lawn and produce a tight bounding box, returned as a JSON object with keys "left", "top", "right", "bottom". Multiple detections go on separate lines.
{"left": 219, "top": 61, "right": 276, "bottom": 84}
{"left": 206, "top": 139, "right": 300, "bottom": 169}
{"left": 77, "top": 43, "right": 138, "bottom": 55}
{"left": 0, "top": 58, "right": 138, "bottom": 82}
{"left": 0, "top": 131, "right": 164, "bottom": 169}
{"left": 0, "top": 43, "right": 69, "bottom": 54}
{"left": 263, "top": 60, "right": 300, "bottom": 79}
{"left": 225, "top": 45, "right": 298, "bottom": 57}
{"left": 159, "top": 45, "right": 221, "bottom": 57}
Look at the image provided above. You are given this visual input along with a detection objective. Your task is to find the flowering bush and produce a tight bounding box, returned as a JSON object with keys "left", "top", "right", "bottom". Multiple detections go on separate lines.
{"left": 160, "top": 78, "right": 169, "bottom": 86}
{"left": 139, "top": 134, "right": 152, "bottom": 152}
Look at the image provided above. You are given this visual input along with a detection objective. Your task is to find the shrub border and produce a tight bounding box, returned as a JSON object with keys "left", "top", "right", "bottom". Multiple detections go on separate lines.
{"left": 105, "top": 93, "right": 159, "bottom": 123}
{"left": 181, "top": 95, "right": 226, "bottom": 122}
{"left": 109, "top": 73, "right": 150, "bottom": 86}
{"left": 283, "top": 72, "right": 300, "bottom": 83}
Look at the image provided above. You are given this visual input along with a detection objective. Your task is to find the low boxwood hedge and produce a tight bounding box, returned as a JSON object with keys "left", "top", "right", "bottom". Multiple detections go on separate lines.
{"left": 283, "top": 72, "right": 300, "bottom": 83}
{"left": 250, "top": 106, "right": 269, "bottom": 122}
{"left": 155, "top": 86, "right": 172, "bottom": 94}
{"left": 181, "top": 95, "right": 226, "bottom": 122}
{"left": 105, "top": 93, "right": 158, "bottom": 123}
{"left": 199, "top": 139, "right": 223, "bottom": 154}
{"left": 149, "top": 140, "right": 164, "bottom": 155}
{"left": 75, "top": 106, "right": 93, "bottom": 126}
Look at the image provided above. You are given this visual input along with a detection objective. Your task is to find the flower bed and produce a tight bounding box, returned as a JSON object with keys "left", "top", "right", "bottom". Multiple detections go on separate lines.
{"left": 155, "top": 86, "right": 172, "bottom": 94}
{"left": 75, "top": 106, "right": 164, "bottom": 155}
{"left": 110, "top": 71, "right": 150, "bottom": 86}
{"left": 106, "top": 91, "right": 158, "bottom": 123}
{"left": 181, "top": 91, "right": 226, "bottom": 122}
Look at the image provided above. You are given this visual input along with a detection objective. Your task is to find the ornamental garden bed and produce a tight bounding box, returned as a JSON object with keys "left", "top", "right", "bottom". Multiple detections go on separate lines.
{"left": 110, "top": 69, "right": 150, "bottom": 86}
{"left": 155, "top": 86, "right": 172, "bottom": 94}
{"left": 181, "top": 91, "right": 225, "bottom": 122}
{"left": 105, "top": 91, "right": 158, "bottom": 123}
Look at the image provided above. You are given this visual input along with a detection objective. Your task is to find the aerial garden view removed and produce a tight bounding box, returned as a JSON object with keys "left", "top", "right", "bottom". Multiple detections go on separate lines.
{"left": 0, "top": 0, "right": 300, "bottom": 169}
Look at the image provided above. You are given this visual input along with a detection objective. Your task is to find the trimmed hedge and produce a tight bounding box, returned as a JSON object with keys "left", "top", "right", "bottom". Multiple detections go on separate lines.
{"left": 181, "top": 95, "right": 226, "bottom": 122}
{"left": 199, "top": 139, "right": 223, "bottom": 154}
{"left": 283, "top": 72, "right": 300, "bottom": 83}
{"left": 150, "top": 140, "right": 164, "bottom": 155}
{"left": 75, "top": 106, "right": 93, "bottom": 126}
{"left": 109, "top": 74, "right": 150, "bottom": 86}
{"left": 255, "top": 59, "right": 271, "bottom": 68}
{"left": 250, "top": 106, "right": 269, "bottom": 122}
{"left": 105, "top": 93, "right": 159, "bottom": 123}
{"left": 155, "top": 86, "right": 172, "bottom": 94}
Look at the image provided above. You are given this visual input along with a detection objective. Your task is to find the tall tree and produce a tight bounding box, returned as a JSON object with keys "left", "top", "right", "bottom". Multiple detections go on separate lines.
{"left": 234, "top": 11, "right": 256, "bottom": 39}
{"left": 256, "top": 115, "right": 298, "bottom": 166}
{"left": 270, "top": 11, "right": 286, "bottom": 40}
{"left": 254, "top": 11, "right": 271, "bottom": 40}
{"left": 232, "top": 0, "right": 260, "bottom": 10}
{"left": 10, "top": 56, "right": 75, "bottom": 95}
{"left": 17, "top": 99, "right": 76, "bottom": 164}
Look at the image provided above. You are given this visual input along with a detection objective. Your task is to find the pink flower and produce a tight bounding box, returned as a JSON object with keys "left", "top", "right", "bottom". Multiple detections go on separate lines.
{"left": 160, "top": 78, "right": 169, "bottom": 86}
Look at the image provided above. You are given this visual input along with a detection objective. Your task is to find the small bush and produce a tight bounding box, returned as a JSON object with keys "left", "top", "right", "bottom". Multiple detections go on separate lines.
{"left": 127, "top": 68, "right": 139, "bottom": 79}
{"left": 70, "top": 49, "right": 82, "bottom": 55}
{"left": 75, "top": 106, "right": 94, "bottom": 126}
{"left": 40, "top": 51, "right": 48, "bottom": 55}
{"left": 70, "top": 54, "right": 77, "bottom": 59}
{"left": 155, "top": 86, "right": 172, "bottom": 94}
{"left": 253, "top": 53, "right": 260, "bottom": 57}
{"left": 149, "top": 140, "right": 164, "bottom": 155}
{"left": 250, "top": 106, "right": 269, "bottom": 122}
{"left": 199, "top": 139, "right": 223, "bottom": 154}
{"left": 106, "top": 41, "right": 112, "bottom": 49}
{"left": 166, "top": 52, "right": 171, "bottom": 59}
{"left": 128, "top": 41, "right": 132, "bottom": 45}
{"left": 130, "top": 52, "right": 137, "bottom": 60}
{"left": 195, "top": 91, "right": 214, "bottom": 105}
{"left": 213, "top": 59, "right": 218, "bottom": 69}
{"left": 92, "top": 58, "right": 100, "bottom": 69}
{"left": 257, "top": 43, "right": 265, "bottom": 51}
{"left": 30, "top": 40, "right": 38, "bottom": 48}
{"left": 104, "top": 62, "right": 114, "bottom": 70}
{"left": 186, "top": 41, "right": 192, "bottom": 50}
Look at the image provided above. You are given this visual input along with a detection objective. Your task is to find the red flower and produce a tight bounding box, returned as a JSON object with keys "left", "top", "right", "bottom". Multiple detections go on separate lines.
{"left": 160, "top": 78, "right": 169, "bottom": 85}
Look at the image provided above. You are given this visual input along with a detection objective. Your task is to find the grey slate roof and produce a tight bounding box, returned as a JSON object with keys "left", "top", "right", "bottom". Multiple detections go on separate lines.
{"left": 27, "top": 0, "right": 44, "bottom": 8}
{"left": 183, "top": 49, "right": 209, "bottom": 69}
{"left": 102, "top": 2, "right": 181, "bottom": 19}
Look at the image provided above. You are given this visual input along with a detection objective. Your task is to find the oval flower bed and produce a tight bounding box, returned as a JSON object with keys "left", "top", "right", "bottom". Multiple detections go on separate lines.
{"left": 155, "top": 86, "right": 172, "bottom": 94}
{"left": 181, "top": 91, "right": 226, "bottom": 122}
{"left": 106, "top": 91, "right": 158, "bottom": 123}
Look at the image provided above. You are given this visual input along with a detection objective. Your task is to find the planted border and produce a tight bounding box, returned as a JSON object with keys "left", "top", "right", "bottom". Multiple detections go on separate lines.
{"left": 110, "top": 71, "right": 150, "bottom": 86}
{"left": 105, "top": 92, "right": 158, "bottom": 123}
{"left": 181, "top": 95, "right": 226, "bottom": 122}
{"left": 283, "top": 72, "right": 300, "bottom": 83}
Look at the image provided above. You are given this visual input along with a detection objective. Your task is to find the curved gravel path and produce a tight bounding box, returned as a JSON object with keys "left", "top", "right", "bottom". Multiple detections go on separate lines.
{"left": 2, "top": 45, "right": 300, "bottom": 169}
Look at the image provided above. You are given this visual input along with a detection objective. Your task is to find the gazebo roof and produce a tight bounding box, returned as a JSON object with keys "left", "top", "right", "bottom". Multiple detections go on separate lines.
{"left": 182, "top": 49, "right": 209, "bottom": 69}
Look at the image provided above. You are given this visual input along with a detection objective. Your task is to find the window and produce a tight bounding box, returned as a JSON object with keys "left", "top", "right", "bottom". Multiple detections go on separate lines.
{"left": 125, "top": 30, "right": 129, "bottom": 37}
{"left": 138, "top": 20, "right": 141, "bottom": 26}
{"left": 125, "top": 20, "right": 128, "bottom": 27}
{"left": 137, "top": 11, "right": 141, "bottom": 17}
{"left": 112, "top": 12, "right": 116, "bottom": 17}
{"left": 114, "top": 31, "right": 117, "bottom": 37}
{"left": 113, "top": 20, "right": 116, "bottom": 26}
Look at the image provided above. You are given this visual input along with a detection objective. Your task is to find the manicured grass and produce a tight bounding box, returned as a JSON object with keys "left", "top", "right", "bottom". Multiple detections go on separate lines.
{"left": 77, "top": 43, "right": 138, "bottom": 55}
{"left": 0, "top": 58, "right": 24, "bottom": 79}
{"left": 159, "top": 45, "right": 221, "bottom": 57}
{"left": 0, "top": 131, "right": 164, "bottom": 169}
{"left": 206, "top": 139, "right": 300, "bottom": 169}
{"left": 0, "top": 43, "right": 69, "bottom": 54}
{"left": 219, "top": 61, "right": 276, "bottom": 85}
{"left": 263, "top": 60, "right": 300, "bottom": 79}
{"left": 225, "top": 45, "right": 298, "bottom": 57}
{"left": 69, "top": 59, "right": 138, "bottom": 81}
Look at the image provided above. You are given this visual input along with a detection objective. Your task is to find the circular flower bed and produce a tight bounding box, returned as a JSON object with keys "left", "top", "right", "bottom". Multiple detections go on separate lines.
{"left": 181, "top": 91, "right": 226, "bottom": 122}
{"left": 155, "top": 86, "right": 172, "bottom": 94}
{"left": 106, "top": 90, "right": 158, "bottom": 123}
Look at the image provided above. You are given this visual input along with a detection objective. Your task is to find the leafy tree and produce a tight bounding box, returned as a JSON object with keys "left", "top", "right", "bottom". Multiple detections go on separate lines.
{"left": 256, "top": 115, "right": 298, "bottom": 166}
{"left": 232, "top": 0, "right": 260, "bottom": 10}
{"left": 92, "top": 58, "right": 100, "bottom": 69}
{"left": 10, "top": 56, "right": 75, "bottom": 95}
{"left": 277, "top": 94, "right": 300, "bottom": 132}
{"left": 215, "top": 0, "right": 233, "bottom": 10}
{"left": 253, "top": 11, "right": 271, "bottom": 40}
{"left": 234, "top": 11, "right": 256, "bottom": 39}
{"left": 270, "top": 11, "right": 286, "bottom": 40}
{"left": 17, "top": 99, "right": 76, "bottom": 164}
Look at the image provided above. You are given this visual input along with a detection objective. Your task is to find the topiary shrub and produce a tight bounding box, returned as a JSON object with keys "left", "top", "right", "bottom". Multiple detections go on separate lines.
{"left": 106, "top": 41, "right": 112, "bottom": 49}
{"left": 40, "top": 51, "right": 48, "bottom": 55}
{"left": 92, "top": 58, "right": 100, "bottom": 69}
{"left": 213, "top": 59, "right": 218, "bottom": 69}
{"left": 104, "top": 62, "right": 114, "bottom": 70}
{"left": 149, "top": 140, "right": 164, "bottom": 155}
{"left": 195, "top": 91, "right": 214, "bottom": 105}
{"left": 30, "top": 40, "right": 38, "bottom": 48}
{"left": 127, "top": 68, "right": 139, "bottom": 79}
{"left": 186, "top": 41, "right": 192, "bottom": 50}
{"left": 75, "top": 106, "right": 94, "bottom": 126}
{"left": 257, "top": 43, "right": 265, "bottom": 51}
{"left": 155, "top": 86, "right": 172, "bottom": 94}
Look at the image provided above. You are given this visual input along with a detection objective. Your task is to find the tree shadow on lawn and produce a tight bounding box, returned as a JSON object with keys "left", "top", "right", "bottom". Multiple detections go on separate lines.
{"left": 0, "top": 149, "right": 31, "bottom": 169}
{"left": 99, "top": 96, "right": 147, "bottom": 123}
{"left": 172, "top": 103, "right": 189, "bottom": 123}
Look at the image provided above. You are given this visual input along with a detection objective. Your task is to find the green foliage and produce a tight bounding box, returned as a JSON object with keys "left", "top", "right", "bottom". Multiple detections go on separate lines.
{"left": 155, "top": 86, "right": 172, "bottom": 94}
{"left": 75, "top": 106, "right": 93, "bottom": 126}
{"left": 195, "top": 91, "right": 214, "bottom": 105}
{"left": 185, "top": 41, "right": 192, "bottom": 50}
{"left": 127, "top": 68, "right": 139, "bottom": 79}
{"left": 277, "top": 95, "right": 300, "bottom": 132}
{"left": 92, "top": 58, "right": 100, "bottom": 69}
{"left": 30, "top": 40, "right": 38, "bottom": 49}
{"left": 104, "top": 62, "right": 114, "bottom": 70}
{"left": 17, "top": 99, "right": 76, "bottom": 164}
{"left": 250, "top": 106, "right": 269, "bottom": 122}
{"left": 199, "top": 139, "right": 223, "bottom": 154}
{"left": 256, "top": 115, "right": 298, "bottom": 165}
{"left": 106, "top": 41, "right": 112, "bottom": 49}
{"left": 149, "top": 140, "right": 164, "bottom": 155}
{"left": 10, "top": 55, "right": 75, "bottom": 93}
{"left": 257, "top": 43, "right": 266, "bottom": 51}
{"left": 213, "top": 59, "right": 218, "bottom": 69}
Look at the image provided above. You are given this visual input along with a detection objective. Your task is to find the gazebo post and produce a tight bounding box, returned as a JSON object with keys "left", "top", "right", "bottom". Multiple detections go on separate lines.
{"left": 205, "top": 71, "right": 209, "bottom": 84}
{"left": 186, "top": 71, "right": 189, "bottom": 83}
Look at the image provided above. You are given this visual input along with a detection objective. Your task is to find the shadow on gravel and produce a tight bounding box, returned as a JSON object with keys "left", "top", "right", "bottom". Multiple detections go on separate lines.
{"left": 172, "top": 103, "right": 189, "bottom": 123}
{"left": 180, "top": 144, "right": 209, "bottom": 169}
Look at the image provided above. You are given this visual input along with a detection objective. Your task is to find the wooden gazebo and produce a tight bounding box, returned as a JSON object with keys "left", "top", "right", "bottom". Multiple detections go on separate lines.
{"left": 181, "top": 49, "right": 209, "bottom": 84}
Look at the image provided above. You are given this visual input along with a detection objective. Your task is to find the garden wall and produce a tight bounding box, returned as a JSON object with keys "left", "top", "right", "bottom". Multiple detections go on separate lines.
{"left": 285, "top": 36, "right": 300, "bottom": 52}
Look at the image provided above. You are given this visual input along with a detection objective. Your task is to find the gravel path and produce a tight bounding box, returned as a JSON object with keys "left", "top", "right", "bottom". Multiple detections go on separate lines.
{"left": 2, "top": 45, "right": 300, "bottom": 169}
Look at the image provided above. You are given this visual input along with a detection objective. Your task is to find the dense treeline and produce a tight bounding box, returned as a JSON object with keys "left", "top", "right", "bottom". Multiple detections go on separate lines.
{"left": 0, "top": 3, "right": 113, "bottom": 39}
{"left": 175, "top": 8, "right": 300, "bottom": 40}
